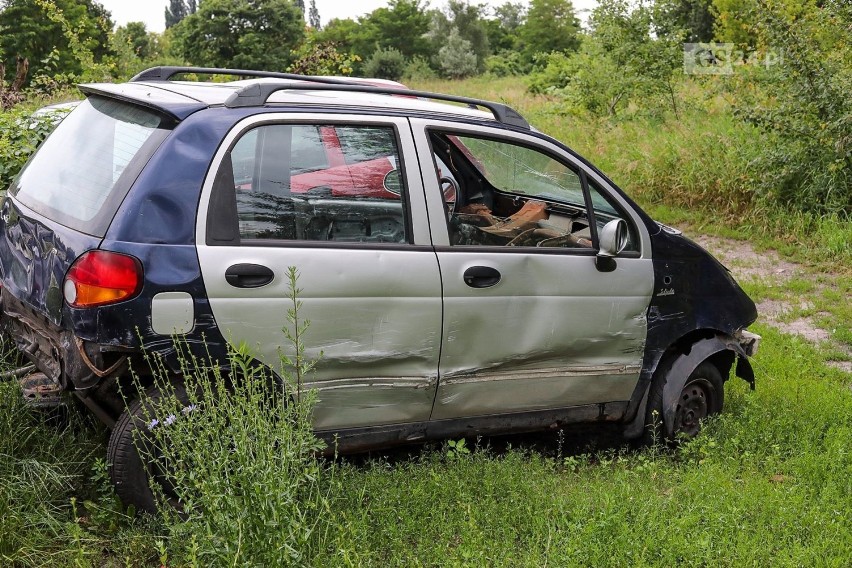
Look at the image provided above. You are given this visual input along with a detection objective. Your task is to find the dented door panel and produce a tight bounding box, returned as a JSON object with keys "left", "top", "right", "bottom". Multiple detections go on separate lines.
{"left": 409, "top": 118, "right": 654, "bottom": 420}
{"left": 431, "top": 252, "right": 652, "bottom": 418}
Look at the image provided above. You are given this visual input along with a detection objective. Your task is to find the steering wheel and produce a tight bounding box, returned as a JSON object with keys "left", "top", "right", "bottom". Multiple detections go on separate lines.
{"left": 439, "top": 176, "right": 459, "bottom": 218}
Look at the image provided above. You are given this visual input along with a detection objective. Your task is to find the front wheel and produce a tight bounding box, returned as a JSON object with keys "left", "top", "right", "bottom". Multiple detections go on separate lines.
{"left": 644, "top": 360, "right": 724, "bottom": 444}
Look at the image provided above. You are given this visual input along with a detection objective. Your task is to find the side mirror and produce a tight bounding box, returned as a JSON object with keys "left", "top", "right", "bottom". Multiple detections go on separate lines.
{"left": 595, "top": 219, "right": 628, "bottom": 272}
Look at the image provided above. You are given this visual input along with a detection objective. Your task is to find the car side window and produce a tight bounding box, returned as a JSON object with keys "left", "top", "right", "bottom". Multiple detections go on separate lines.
{"left": 431, "top": 132, "right": 593, "bottom": 250}
{"left": 216, "top": 123, "right": 409, "bottom": 244}
{"left": 430, "top": 131, "right": 639, "bottom": 253}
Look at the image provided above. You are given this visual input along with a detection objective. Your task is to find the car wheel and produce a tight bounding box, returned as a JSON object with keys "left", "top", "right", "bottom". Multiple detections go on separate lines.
{"left": 107, "top": 382, "right": 187, "bottom": 514}
{"left": 644, "top": 360, "right": 724, "bottom": 445}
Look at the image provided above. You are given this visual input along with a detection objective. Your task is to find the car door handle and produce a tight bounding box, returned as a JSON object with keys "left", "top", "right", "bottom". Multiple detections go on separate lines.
{"left": 225, "top": 263, "right": 274, "bottom": 288}
{"left": 463, "top": 266, "right": 501, "bottom": 288}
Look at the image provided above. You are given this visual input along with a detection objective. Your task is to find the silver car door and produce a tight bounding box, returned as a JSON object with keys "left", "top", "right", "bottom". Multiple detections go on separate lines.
{"left": 196, "top": 114, "right": 441, "bottom": 431}
{"left": 410, "top": 118, "right": 654, "bottom": 420}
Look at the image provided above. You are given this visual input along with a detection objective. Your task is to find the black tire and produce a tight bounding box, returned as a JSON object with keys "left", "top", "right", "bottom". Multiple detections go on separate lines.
{"left": 107, "top": 382, "right": 187, "bottom": 514}
{"left": 643, "top": 359, "right": 724, "bottom": 445}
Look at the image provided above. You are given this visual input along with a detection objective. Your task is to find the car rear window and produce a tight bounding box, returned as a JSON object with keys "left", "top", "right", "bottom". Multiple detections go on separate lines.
{"left": 9, "top": 96, "right": 171, "bottom": 236}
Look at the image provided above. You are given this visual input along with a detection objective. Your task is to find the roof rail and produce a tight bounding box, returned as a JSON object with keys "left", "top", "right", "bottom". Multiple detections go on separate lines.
{"left": 129, "top": 66, "right": 531, "bottom": 130}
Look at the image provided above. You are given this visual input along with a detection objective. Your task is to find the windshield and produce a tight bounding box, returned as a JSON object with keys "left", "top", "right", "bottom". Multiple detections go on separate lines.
{"left": 10, "top": 96, "right": 170, "bottom": 236}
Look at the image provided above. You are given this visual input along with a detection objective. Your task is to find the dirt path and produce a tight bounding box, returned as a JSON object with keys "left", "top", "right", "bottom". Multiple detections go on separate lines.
{"left": 691, "top": 234, "right": 851, "bottom": 373}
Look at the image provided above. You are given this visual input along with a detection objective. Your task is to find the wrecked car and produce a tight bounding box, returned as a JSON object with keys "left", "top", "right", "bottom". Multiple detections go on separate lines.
{"left": 0, "top": 67, "right": 760, "bottom": 512}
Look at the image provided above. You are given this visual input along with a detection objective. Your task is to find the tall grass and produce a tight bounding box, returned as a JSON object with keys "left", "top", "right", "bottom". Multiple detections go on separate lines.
{"left": 131, "top": 267, "right": 339, "bottom": 566}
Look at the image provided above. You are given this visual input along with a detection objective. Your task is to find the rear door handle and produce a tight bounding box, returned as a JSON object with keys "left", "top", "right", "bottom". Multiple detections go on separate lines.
{"left": 463, "top": 266, "right": 501, "bottom": 288}
{"left": 225, "top": 263, "right": 274, "bottom": 288}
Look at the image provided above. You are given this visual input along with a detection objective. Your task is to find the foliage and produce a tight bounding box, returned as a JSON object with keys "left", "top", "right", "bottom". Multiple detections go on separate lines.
{"left": 134, "top": 267, "right": 337, "bottom": 565}
{"left": 314, "top": 17, "right": 368, "bottom": 69}
{"left": 654, "top": 0, "right": 715, "bottom": 41}
{"left": 485, "top": 1, "right": 527, "bottom": 53}
{"left": 520, "top": 0, "right": 581, "bottom": 63}
{"left": 402, "top": 55, "right": 437, "bottom": 81}
{"left": 437, "top": 28, "right": 479, "bottom": 79}
{"left": 0, "top": 0, "right": 113, "bottom": 87}
{"left": 711, "top": 0, "right": 758, "bottom": 47}
{"left": 0, "top": 104, "right": 68, "bottom": 191}
{"left": 164, "top": 0, "right": 196, "bottom": 29}
{"left": 113, "top": 22, "right": 157, "bottom": 61}
{"left": 429, "top": 0, "right": 490, "bottom": 72}
{"left": 288, "top": 37, "right": 359, "bottom": 76}
{"left": 174, "top": 0, "right": 305, "bottom": 70}
{"left": 729, "top": 0, "right": 852, "bottom": 215}
{"left": 307, "top": 0, "right": 321, "bottom": 30}
{"left": 363, "top": 0, "right": 432, "bottom": 62}
{"left": 530, "top": 0, "right": 682, "bottom": 117}
{"left": 362, "top": 47, "right": 407, "bottom": 81}
{"left": 485, "top": 50, "right": 526, "bottom": 77}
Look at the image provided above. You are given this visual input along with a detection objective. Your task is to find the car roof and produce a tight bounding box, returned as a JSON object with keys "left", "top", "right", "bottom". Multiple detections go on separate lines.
{"left": 79, "top": 67, "right": 530, "bottom": 127}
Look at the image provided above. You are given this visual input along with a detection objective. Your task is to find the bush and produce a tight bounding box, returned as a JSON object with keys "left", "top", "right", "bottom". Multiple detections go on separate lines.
{"left": 362, "top": 47, "right": 407, "bottom": 81}
{"left": 133, "top": 267, "right": 339, "bottom": 565}
{"left": 485, "top": 50, "right": 527, "bottom": 77}
{"left": 288, "top": 38, "right": 360, "bottom": 76}
{"left": 437, "top": 28, "right": 478, "bottom": 79}
{"left": 729, "top": 1, "right": 852, "bottom": 216}
{"left": 402, "top": 56, "right": 437, "bottom": 81}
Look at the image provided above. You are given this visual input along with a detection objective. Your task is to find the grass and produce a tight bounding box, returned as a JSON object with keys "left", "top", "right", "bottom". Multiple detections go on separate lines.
{"left": 4, "top": 320, "right": 850, "bottom": 566}
{"left": 1, "top": 76, "right": 850, "bottom": 565}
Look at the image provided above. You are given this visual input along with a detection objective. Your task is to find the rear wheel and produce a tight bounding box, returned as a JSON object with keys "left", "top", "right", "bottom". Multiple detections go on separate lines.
{"left": 644, "top": 360, "right": 724, "bottom": 445}
{"left": 107, "top": 383, "right": 187, "bottom": 514}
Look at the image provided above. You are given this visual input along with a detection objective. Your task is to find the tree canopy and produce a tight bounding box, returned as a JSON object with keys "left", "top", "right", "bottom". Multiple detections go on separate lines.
{"left": 0, "top": 0, "right": 113, "bottom": 85}
{"left": 174, "top": 0, "right": 305, "bottom": 70}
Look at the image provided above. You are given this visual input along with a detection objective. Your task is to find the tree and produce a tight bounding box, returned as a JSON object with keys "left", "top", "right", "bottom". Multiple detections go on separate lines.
{"left": 520, "top": 0, "right": 581, "bottom": 62}
{"left": 654, "top": 0, "right": 715, "bottom": 42}
{"left": 438, "top": 27, "right": 478, "bottom": 78}
{"left": 114, "top": 21, "right": 154, "bottom": 60}
{"left": 363, "top": 47, "right": 406, "bottom": 80}
{"left": 362, "top": 0, "right": 431, "bottom": 61}
{"left": 711, "top": 0, "right": 758, "bottom": 47}
{"left": 429, "top": 1, "right": 490, "bottom": 72}
{"left": 731, "top": 0, "right": 852, "bottom": 214}
{"left": 486, "top": 2, "right": 526, "bottom": 52}
{"left": 530, "top": 0, "right": 682, "bottom": 117}
{"left": 175, "top": 0, "right": 305, "bottom": 70}
{"left": 165, "top": 0, "right": 188, "bottom": 28}
{"left": 0, "top": 0, "right": 113, "bottom": 86}
{"left": 308, "top": 0, "right": 321, "bottom": 30}
{"left": 288, "top": 36, "right": 359, "bottom": 75}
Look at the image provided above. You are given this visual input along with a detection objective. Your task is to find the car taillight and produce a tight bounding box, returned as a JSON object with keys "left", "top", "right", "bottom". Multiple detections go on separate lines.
{"left": 63, "top": 251, "right": 142, "bottom": 308}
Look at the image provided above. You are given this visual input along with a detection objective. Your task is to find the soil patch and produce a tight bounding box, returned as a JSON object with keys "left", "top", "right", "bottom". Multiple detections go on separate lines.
{"left": 690, "top": 233, "right": 850, "bottom": 371}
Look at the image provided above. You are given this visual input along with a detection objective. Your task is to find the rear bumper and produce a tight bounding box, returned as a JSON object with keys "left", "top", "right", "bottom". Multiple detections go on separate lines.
{"left": 1, "top": 289, "right": 131, "bottom": 390}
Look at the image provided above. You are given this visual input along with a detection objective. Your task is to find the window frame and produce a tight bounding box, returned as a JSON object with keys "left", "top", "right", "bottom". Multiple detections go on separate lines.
{"left": 203, "top": 115, "right": 419, "bottom": 249}
{"left": 422, "top": 125, "right": 644, "bottom": 258}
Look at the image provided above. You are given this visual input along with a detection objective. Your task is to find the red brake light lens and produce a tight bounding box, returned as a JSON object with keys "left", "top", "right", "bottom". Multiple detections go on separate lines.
{"left": 64, "top": 251, "right": 143, "bottom": 308}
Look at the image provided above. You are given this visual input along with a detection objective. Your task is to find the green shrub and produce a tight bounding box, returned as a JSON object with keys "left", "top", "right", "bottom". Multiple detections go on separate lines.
{"left": 729, "top": 1, "right": 852, "bottom": 216}
{"left": 484, "top": 50, "right": 527, "bottom": 77}
{"left": 402, "top": 56, "right": 437, "bottom": 82}
{"left": 437, "top": 28, "right": 479, "bottom": 79}
{"left": 363, "top": 47, "right": 407, "bottom": 81}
